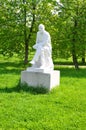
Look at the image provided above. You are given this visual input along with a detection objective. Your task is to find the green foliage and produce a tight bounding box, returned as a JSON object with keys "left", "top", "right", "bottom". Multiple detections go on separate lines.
{"left": 56, "top": 0, "right": 86, "bottom": 59}
{"left": 0, "top": 0, "right": 24, "bottom": 57}
{"left": 0, "top": 0, "right": 86, "bottom": 64}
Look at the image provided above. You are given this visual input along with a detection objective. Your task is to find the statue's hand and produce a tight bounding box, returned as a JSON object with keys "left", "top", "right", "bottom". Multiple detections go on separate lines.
{"left": 33, "top": 44, "right": 38, "bottom": 49}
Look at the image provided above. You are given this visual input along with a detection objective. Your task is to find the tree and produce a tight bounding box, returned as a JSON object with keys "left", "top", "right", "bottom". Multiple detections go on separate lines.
{"left": 52, "top": 0, "right": 86, "bottom": 68}
{"left": 0, "top": 0, "right": 55, "bottom": 64}
{"left": 0, "top": 0, "right": 24, "bottom": 57}
{"left": 0, "top": 0, "right": 86, "bottom": 67}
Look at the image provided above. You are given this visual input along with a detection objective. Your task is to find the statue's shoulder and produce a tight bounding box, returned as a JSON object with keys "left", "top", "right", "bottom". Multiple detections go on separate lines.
{"left": 37, "top": 31, "right": 50, "bottom": 37}
{"left": 44, "top": 31, "right": 50, "bottom": 37}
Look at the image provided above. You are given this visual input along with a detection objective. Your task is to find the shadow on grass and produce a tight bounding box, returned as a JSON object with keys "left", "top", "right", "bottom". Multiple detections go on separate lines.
{"left": 0, "top": 80, "right": 49, "bottom": 94}
{"left": 0, "top": 61, "right": 26, "bottom": 74}
{"left": 0, "top": 61, "right": 86, "bottom": 94}
{"left": 0, "top": 61, "right": 23, "bottom": 68}
{"left": 0, "top": 61, "right": 86, "bottom": 77}
{"left": 54, "top": 61, "right": 86, "bottom": 65}
{"left": 55, "top": 67, "right": 86, "bottom": 78}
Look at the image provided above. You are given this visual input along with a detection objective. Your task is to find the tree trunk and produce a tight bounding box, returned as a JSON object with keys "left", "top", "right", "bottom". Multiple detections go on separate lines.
{"left": 82, "top": 57, "right": 85, "bottom": 64}
{"left": 23, "top": 0, "right": 28, "bottom": 64}
{"left": 23, "top": 0, "right": 36, "bottom": 64}
{"left": 72, "top": 46, "right": 79, "bottom": 69}
{"left": 72, "top": 19, "right": 79, "bottom": 69}
{"left": 82, "top": 50, "right": 85, "bottom": 64}
{"left": 24, "top": 40, "right": 28, "bottom": 64}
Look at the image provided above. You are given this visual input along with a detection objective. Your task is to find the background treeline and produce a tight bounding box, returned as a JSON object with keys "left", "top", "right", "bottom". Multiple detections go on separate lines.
{"left": 0, "top": 0, "right": 86, "bottom": 69}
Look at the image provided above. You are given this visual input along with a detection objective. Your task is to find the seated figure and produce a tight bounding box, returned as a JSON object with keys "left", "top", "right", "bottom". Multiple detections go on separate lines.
{"left": 30, "top": 24, "right": 54, "bottom": 70}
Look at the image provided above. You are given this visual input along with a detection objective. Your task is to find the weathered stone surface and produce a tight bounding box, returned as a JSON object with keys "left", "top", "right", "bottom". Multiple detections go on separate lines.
{"left": 21, "top": 70, "right": 60, "bottom": 90}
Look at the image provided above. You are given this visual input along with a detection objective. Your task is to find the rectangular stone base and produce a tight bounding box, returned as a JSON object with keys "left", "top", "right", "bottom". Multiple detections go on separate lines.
{"left": 21, "top": 70, "right": 60, "bottom": 90}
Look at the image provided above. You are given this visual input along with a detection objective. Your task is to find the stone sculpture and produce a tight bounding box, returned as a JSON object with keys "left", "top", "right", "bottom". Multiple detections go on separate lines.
{"left": 30, "top": 24, "right": 54, "bottom": 70}
{"left": 21, "top": 24, "right": 60, "bottom": 90}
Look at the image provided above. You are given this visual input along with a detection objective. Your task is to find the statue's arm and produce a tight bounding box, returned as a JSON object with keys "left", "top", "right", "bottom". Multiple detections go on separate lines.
{"left": 41, "top": 33, "right": 50, "bottom": 46}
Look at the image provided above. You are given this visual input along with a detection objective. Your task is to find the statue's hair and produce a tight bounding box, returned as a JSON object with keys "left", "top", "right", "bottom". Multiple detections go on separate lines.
{"left": 39, "top": 24, "right": 45, "bottom": 29}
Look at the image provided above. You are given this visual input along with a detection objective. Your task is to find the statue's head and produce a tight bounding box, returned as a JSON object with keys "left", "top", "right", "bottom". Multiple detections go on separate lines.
{"left": 38, "top": 24, "right": 45, "bottom": 33}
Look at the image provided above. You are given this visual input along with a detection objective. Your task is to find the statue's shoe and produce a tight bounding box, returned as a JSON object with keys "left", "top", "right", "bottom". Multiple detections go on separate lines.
{"left": 39, "top": 65, "right": 45, "bottom": 69}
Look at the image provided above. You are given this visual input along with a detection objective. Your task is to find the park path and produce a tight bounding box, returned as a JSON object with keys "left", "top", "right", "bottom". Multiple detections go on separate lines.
{"left": 57, "top": 65, "right": 86, "bottom": 68}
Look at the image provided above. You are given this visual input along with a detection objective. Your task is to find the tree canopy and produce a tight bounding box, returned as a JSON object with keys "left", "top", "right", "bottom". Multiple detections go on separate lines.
{"left": 0, "top": 0, "right": 86, "bottom": 68}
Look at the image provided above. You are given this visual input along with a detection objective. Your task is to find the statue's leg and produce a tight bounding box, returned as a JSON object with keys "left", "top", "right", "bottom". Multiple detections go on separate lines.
{"left": 41, "top": 47, "right": 54, "bottom": 69}
{"left": 30, "top": 48, "right": 41, "bottom": 64}
{"left": 33, "top": 49, "right": 41, "bottom": 61}
{"left": 39, "top": 49, "right": 45, "bottom": 68}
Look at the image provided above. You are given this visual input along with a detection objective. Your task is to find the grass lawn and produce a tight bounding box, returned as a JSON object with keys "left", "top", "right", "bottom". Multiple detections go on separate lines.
{"left": 0, "top": 56, "right": 86, "bottom": 130}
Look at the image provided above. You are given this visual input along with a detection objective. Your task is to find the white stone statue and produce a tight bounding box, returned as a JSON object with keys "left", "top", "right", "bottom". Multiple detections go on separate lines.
{"left": 30, "top": 24, "right": 54, "bottom": 70}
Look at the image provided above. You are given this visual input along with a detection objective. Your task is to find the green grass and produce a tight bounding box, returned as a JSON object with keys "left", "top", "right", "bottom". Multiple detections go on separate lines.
{"left": 0, "top": 57, "right": 86, "bottom": 130}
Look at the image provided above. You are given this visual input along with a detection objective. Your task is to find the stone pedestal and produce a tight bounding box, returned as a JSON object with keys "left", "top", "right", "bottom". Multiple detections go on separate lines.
{"left": 21, "top": 68, "right": 60, "bottom": 90}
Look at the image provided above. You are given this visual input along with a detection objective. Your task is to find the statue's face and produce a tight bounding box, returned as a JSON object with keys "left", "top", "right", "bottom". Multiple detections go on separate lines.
{"left": 39, "top": 25, "right": 45, "bottom": 33}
